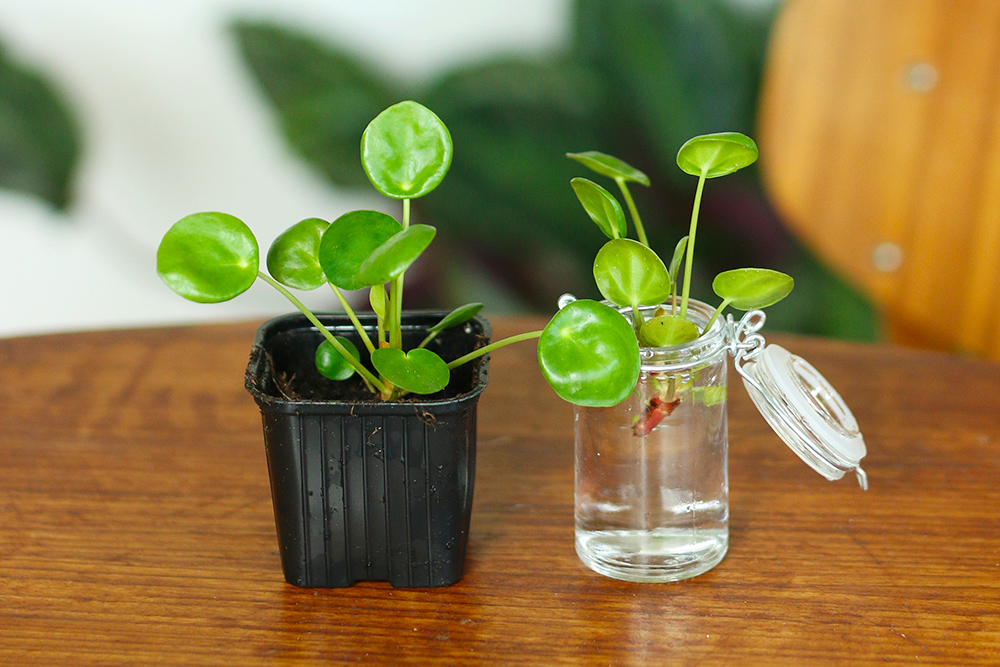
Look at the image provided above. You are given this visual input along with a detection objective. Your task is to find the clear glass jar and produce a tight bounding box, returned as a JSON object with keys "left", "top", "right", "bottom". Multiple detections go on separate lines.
{"left": 574, "top": 300, "right": 729, "bottom": 582}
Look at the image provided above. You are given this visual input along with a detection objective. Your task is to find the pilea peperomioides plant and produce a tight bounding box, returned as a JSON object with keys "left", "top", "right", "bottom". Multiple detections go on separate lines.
{"left": 157, "top": 101, "right": 542, "bottom": 401}
{"left": 535, "top": 132, "right": 794, "bottom": 429}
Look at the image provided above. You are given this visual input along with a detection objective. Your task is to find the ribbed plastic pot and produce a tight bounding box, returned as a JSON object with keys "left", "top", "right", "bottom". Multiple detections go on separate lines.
{"left": 244, "top": 311, "right": 490, "bottom": 588}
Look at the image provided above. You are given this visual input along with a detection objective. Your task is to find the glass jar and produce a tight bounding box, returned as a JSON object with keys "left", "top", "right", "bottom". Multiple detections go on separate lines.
{"left": 569, "top": 295, "right": 869, "bottom": 583}
{"left": 574, "top": 300, "right": 730, "bottom": 582}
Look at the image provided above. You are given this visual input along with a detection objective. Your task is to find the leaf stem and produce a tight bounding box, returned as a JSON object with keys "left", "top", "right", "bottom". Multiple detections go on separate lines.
{"left": 257, "top": 272, "right": 389, "bottom": 394}
{"left": 617, "top": 178, "right": 648, "bottom": 247}
{"left": 446, "top": 330, "right": 543, "bottom": 370}
{"left": 631, "top": 303, "right": 644, "bottom": 331}
{"left": 702, "top": 298, "right": 731, "bottom": 334}
{"left": 679, "top": 173, "right": 707, "bottom": 320}
{"left": 390, "top": 198, "right": 411, "bottom": 350}
{"left": 329, "top": 284, "right": 375, "bottom": 354}
{"left": 417, "top": 330, "right": 439, "bottom": 350}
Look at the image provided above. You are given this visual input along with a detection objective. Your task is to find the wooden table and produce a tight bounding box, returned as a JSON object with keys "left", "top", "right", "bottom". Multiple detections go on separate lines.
{"left": 1, "top": 317, "right": 998, "bottom": 665}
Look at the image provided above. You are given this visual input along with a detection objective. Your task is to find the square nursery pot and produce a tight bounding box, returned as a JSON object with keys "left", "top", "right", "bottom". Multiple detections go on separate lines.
{"left": 244, "top": 311, "right": 490, "bottom": 588}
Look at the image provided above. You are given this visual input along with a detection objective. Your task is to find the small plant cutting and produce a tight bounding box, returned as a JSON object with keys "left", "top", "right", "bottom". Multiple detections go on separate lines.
{"left": 553, "top": 135, "right": 870, "bottom": 585}
{"left": 535, "top": 132, "right": 795, "bottom": 431}
{"left": 157, "top": 101, "right": 542, "bottom": 403}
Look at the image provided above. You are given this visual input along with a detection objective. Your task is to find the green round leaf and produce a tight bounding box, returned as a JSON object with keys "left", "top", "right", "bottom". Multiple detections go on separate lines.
{"left": 537, "top": 299, "right": 640, "bottom": 407}
{"left": 567, "top": 151, "right": 650, "bottom": 186}
{"left": 361, "top": 100, "right": 453, "bottom": 199}
{"left": 676, "top": 132, "right": 759, "bottom": 179}
{"left": 318, "top": 210, "right": 401, "bottom": 290}
{"left": 429, "top": 303, "right": 484, "bottom": 333}
{"left": 712, "top": 268, "right": 794, "bottom": 310}
{"left": 593, "top": 238, "right": 671, "bottom": 309}
{"left": 358, "top": 224, "right": 436, "bottom": 286}
{"left": 571, "top": 177, "right": 627, "bottom": 240}
{"left": 266, "top": 217, "right": 329, "bottom": 290}
{"left": 638, "top": 314, "right": 700, "bottom": 347}
{"left": 314, "top": 336, "right": 360, "bottom": 381}
{"left": 156, "top": 212, "right": 259, "bottom": 303}
{"left": 371, "top": 347, "right": 449, "bottom": 395}
{"left": 369, "top": 284, "right": 387, "bottom": 319}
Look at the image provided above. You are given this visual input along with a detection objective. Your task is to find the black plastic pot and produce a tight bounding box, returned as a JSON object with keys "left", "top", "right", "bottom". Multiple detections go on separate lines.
{"left": 244, "top": 311, "right": 490, "bottom": 588}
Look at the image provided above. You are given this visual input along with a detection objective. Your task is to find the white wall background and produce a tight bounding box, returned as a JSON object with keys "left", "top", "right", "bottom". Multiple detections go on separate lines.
{"left": 0, "top": 0, "right": 572, "bottom": 337}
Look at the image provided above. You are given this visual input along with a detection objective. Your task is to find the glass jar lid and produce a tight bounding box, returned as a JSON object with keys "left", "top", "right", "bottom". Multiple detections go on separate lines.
{"left": 740, "top": 343, "right": 868, "bottom": 489}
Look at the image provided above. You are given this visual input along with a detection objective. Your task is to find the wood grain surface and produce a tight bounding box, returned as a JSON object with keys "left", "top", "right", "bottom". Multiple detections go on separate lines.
{"left": 1, "top": 317, "right": 998, "bottom": 665}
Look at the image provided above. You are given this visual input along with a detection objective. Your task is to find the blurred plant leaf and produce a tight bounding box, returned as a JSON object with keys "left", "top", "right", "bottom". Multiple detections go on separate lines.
{"left": 763, "top": 249, "right": 881, "bottom": 342}
{"left": 231, "top": 4, "right": 878, "bottom": 342}
{"left": 421, "top": 56, "right": 612, "bottom": 256}
{"left": 572, "top": 0, "right": 772, "bottom": 187}
{"left": 231, "top": 20, "right": 398, "bottom": 188}
{"left": 0, "top": 42, "right": 80, "bottom": 209}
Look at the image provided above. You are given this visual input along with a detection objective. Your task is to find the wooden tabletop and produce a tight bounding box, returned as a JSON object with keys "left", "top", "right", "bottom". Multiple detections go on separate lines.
{"left": 1, "top": 316, "right": 998, "bottom": 665}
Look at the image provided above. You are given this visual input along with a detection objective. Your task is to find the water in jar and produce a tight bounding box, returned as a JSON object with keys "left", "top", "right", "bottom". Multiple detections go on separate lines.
{"left": 574, "top": 356, "right": 729, "bottom": 582}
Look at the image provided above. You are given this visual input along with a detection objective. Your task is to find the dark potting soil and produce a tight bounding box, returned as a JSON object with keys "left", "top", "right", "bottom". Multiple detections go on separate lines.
{"left": 254, "top": 321, "right": 489, "bottom": 404}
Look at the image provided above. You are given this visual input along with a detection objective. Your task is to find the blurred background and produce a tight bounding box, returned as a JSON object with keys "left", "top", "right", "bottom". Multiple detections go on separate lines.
{"left": 0, "top": 0, "right": 915, "bottom": 343}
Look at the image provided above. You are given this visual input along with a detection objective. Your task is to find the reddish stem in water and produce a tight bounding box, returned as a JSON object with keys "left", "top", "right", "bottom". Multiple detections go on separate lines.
{"left": 633, "top": 396, "right": 681, "bottom": 436}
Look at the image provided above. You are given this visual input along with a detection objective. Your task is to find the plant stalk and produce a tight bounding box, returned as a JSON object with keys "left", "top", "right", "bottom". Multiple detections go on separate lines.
{"left": 616, "top": 178, "right": 648, "bottom": 247}
{"left": 702, "top": 298, "right": 731, "bottom": 334}
{"left": 679, "top": 173, "right": 707, "bottom": 320}
{"left": 329, "top": 284, "right": 375, "bottom": 353}
{"left": 257, "top": 272, "right": 390, "bottom": 394}
{"left": 631, "top": 303, "right": 644, "bottom": 332}
{"left": 445, "top": 330, "right": 543, "bottom": 370}
{"left": 389, "top": 198, "right": 411, "bottom": 350}
{"left": 388, "top": 279, "right": 401, "bottom": 349}
{"left": 417, "top": 330, "right": 439, "bottom": 350}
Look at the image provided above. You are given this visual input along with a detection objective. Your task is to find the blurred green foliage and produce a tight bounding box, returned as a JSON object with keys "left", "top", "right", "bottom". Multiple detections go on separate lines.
{"left": 233, "top": 21, "right": 395, "bottom": 189}
{"left": 0, "top": 40, "right": 80, "bottom": 209}
{"left": 232, "top": 0, "right": 880, "bottom": 341}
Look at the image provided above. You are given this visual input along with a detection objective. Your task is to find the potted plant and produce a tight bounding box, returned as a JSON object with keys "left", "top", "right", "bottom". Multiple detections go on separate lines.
{"left": 157, "top": 101, "right": 540, "bottom": 587}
